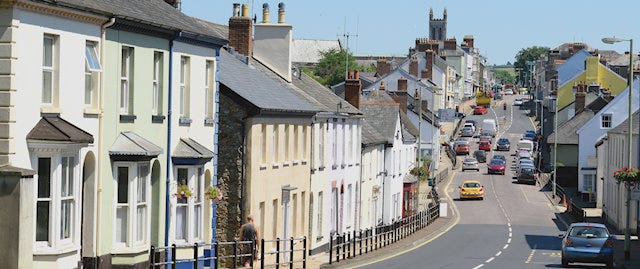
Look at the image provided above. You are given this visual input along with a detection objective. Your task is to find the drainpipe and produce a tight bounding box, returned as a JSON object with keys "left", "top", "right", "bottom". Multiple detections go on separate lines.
{"left": 211, "top": 47, "right": 221, "bottom": 245}
{"left": 96, "top": 16, "right": 115, "bottom": 259}
{"left": 165, "top": 32, "right": 181, "bottom": 249}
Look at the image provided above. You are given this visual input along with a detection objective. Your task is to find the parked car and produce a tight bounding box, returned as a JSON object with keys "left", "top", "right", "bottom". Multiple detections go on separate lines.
{"left": 478, "top": 140, "right": 491, "bottom": 151}
{"left": 465, "top": 119, "right": 478, "bottom": 128}
{"left": 462, "top": 157, "right": 480, "bottom": 171}
{"left": 492, "top": 154, "right": 506, "bottom": 163}
{"left": 504, "top": 88, "right": 514, "bottom": 95}
{"left": 516, "top": 150, "right": 533, "bottom": 161}
{"left": 514, "top": 98, "right": 524, "bottom": 106}
{"left": 459, "top": 180, "right": 484, "bottom": 200}
{"left": 456, "top": 143, "right": 470, "bottom": 155}
{"left": 460, "top": 126, "right": 475, "bottom": 137}
{"left": 517, "top": 166, "right": 536, "bottom": 184}
{"left": 464, "top": 122, "right": 476, "bottom": 132}
{"left": 474, "top": 150, "right": 487, "bottom": 163}
{"left": 473, "top": 105, "right": 487, "bottom": 115}
{"left": 455, "top": 112, "right": 467, "bottom": 118}
{"left": 478, "top": 135, "right": 493, "bottom": 142}
{"left": 487, "top": 159, "right": 506, "bottom": 175}
{"left": 560, "top": 223, "right": 614, "bottom": 268}
{"left": 523, "top": 132, "right": 536, "bottom": 141}
{"left": 496, "top": 138, "right": 511, "bottom": 151}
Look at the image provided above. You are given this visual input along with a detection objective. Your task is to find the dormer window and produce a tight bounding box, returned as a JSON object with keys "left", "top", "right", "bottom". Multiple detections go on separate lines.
{"left": 601, "top": 113, "right": 612, "bottom": 129}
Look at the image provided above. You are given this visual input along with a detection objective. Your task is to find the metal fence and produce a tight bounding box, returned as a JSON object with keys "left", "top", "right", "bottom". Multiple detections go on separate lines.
{"left": 328, "top": 200, "right": 440, "bottom": 264}
{"left": 149, "top": 237, "right": 307, "bottom": 269}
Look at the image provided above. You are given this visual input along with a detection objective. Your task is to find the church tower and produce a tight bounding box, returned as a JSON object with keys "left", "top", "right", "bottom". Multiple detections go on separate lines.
{"left": 429, "top": 7, "right": 447, "bottom": 41}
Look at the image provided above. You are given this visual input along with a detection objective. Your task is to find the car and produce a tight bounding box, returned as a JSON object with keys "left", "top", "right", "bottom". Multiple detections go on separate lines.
{"left": 492, "top": 154, "right": 506, "bottom": 163}
{"left": 504, "top": 88, "right": 514, "bottom": 95}
{"left": 516, "top": 159, "right": 535, "bottom": 171}
{"left": 460, "top": 126, "right": 475, "bottom": 137}
{"left": 478, "top": 140, "right": 491, "bottom": 151}
{"left": 473, "top": 150, "right": 487, "bottom": 163}
{"left": 455, "top": 143, "right": 470, "bottom": 155}
{"left": 455, "top": 137, "right": 470, "bottom": 145}
{"left": 523, "top": 132, "right": 536, "bottom": 141}
{"left": 455, "top": 112, "right": 466, "bottom": 118}
{"left": 478, "top": 135, "right": 493, "bottom": 142}
{"left": 514, "top": 98, "right": 524, "bottom": 106}
{"left": 496, "top": 138, "right": 511, "bottom": 151}
{"left": 465, "top": 119, "right": 478, "bottom": 127}
{"left": 494, "top": 91, "right": 503, "bottom": 100}
{"left": 516, "top": 163, "right": 535, "bottom": 176}
{"left": 517, "top": 166, "right": 537, "bottom": 184}
{"left": 487, "top": 159, "right": 506, "bottom": 175}
{"left": 516, "top": 150, "right": 533, "bottom": 161}
{"left": 463, "top": 122, "right": 476, "bottom": 132}
{"left": 560, "top": 223, "right": 614, "bottom": 268}
{"left": 473, "top": 106, "right": 487, "bottom": 115}
{"left": 462, "top": 157, "right": 480, "bottom": 171}
{"left": 459, "top": 180, "right": 484, "bottom": 200}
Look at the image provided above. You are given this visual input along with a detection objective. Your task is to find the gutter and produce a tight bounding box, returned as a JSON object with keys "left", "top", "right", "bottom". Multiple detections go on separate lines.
{"left": 96, "top": 16, "right": 115, "bottom": 258}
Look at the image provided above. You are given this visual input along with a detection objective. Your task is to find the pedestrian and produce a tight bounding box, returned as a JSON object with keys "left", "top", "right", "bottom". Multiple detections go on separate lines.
{"left": 239, "top": 215, "right": 260, "bottom": 267}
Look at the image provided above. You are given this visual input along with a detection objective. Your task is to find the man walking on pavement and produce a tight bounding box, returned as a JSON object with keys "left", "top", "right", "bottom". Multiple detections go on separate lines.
{"left": 239, "top": 215, "right": 261, "bottom": 267}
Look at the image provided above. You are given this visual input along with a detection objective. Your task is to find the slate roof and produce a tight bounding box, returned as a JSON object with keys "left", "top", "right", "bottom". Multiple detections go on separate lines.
{"left": 557, "top": 49, "right": 590, "bottom": 86}
{"left": 0, "top": 165, "right": 35, "bottom": 177}
{"left": 586, "top": 96, "right": 611, "bottom": 113}
{"left": 46, "top": 0, "right": 226, "bottom": 42}
{"left": 109, "top": 131, "right": 163, "bottom": 157}
{"left": 289, "top": 69, "right": 361, "bottom": 115}
{"left": 547, "top": 110, "right": 594, "bottom": 144}
{"left": 608, "top": 110, "right": 640, "bottom": 135}
{"left": 360, "top": 90, "right": 401, "bottom": 144}
{"left": 331, "top": 76, "right": 376, "bottom": 98}
{"left": 219, "top": 49, "right": 316, "bottom": 114}
{"left": 172, "top": 138, "right": 214, "bottom": 159}
{"left": 608, "top": 53, "right": 640, "bottom": 66}
{"left": 26, "top": 116, "right": 93, "bottom": 143}
{"left": 291, "top": 39, "right": 341, "bottom": 64}
{"left": 399, "top": 111, "right": 418, "bottom": 142}
{"left": 362, "top": 68, "right": 436, "bottom": 99}
{"left": 361, "top": 120, "right": 386, "bottom": 146}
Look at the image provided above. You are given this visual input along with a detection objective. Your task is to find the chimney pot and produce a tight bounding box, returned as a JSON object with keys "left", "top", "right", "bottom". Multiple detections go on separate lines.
{"left": 241, "top": 3, "right": 249, "bottom": 17}
{"left": 354, "top": 70, "right": 360, "bottom": 80}
{"left": 348, "top": 71, "right": 354, "bottom": 79}
{"left": 278, "top": 2, "right": 286, "bottom": 23}
{"left": 262, "top": 3, "right": 270, "bottom": 23}
{"left": 233, "top": 3, "right": 241, "bottom": 17}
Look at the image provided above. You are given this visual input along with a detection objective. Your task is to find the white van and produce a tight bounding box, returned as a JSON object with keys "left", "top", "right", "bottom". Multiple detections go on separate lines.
{"left": 481, "top": 119, "right": 497, "bottom": 137}
{"left": 517, "top": 140, "right": 534, "bottom": 152}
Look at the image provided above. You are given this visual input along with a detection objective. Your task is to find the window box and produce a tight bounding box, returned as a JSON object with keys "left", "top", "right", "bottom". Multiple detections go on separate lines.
{"left": 119, "top": 114, "right": 136, "bottom": 123}
{"left": 179, "top": 117, "right": 192, "bottom": 125}
{"left": 204, "top": 118, "right": 215, "bottom": 126}
{"left": 152, "top": 115, "right": 165, "bottom": 123}
{"left": 83, "top": 108, "right": 100, "bottom": 116}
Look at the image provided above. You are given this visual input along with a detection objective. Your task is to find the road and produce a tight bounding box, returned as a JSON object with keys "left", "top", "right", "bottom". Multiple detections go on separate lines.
{"left": 362, "top": 94, "right": 608, "bottom": 269}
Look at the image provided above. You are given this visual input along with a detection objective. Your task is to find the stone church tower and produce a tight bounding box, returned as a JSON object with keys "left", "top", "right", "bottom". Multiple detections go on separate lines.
{"left": 429, "top": 7, "right": 447, "bottom": 41}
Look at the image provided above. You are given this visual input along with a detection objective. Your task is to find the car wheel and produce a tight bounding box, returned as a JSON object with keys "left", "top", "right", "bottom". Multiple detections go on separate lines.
{"left": 561, "top": 256, "right": 568, "bottom": 267}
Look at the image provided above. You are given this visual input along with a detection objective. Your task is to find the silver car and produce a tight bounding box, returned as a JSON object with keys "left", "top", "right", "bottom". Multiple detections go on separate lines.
{"left": 560, "top": 223, "right": 614, "bottom": 268}
{"left": 462, "top": 157, "right": 480, "bottom": 171}
{"left": 460, "top": 127, "right": 474, "bottom": 137}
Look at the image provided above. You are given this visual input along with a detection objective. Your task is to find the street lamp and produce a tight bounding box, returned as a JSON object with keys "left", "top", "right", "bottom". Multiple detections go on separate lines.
{"left": 602, "top": 36, "right": 633, "bottom": 260}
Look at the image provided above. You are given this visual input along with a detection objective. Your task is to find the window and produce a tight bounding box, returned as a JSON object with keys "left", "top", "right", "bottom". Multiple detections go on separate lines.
{"left": 84, "top": 41, "right": 101, "bottom": 107}
{"left": 294, "top": 125, "right": 299, "bottom": 159}
{"left": 347, "top": 124, "right": 352, "bottom": 163}
{"left": 300, "top": 192, "right": 305, "bottom": 236}
{"left": 601, "top": 113, "right": 612, "bottom": 128}
{"left": 317, "top": 192, "right": 323, "bottom": 235}
{"left": 292, "top": 193, "right": 297, "bottom": 235}
{"left": 114, "top": 163, "right": 149, "bottom": 248}
{"left": 347, "top": 185, "right": 352, "bottom": 223}
{"left": 120, "top": 47, "right": 134, "bottom": 114}
{"left": 42, "top": 35, "right": 58, "bottom": 105}
{"left": 272, "top": 199, "right": 278, "bottom": 239}
{"left": 319, "top": 123, "right": 324, "bottom": 167}
{"left": 584, "top": 174, "right": 595, "bottom": 193}
{"left": 35, "top": 155, "right": 79, "bottom": 250}
{"left": 302, "top": 126, "right": 307, "bottom": 160}
{"left": 330, "top": 188, "right": 337, "bottom": 232}
{"left": 259, "top": 202, "right": 265, "bottom": 241}
{"left": 174, "top": 166, "right": 204, "bottom": 242}
{"left": 273, "top": 124, "right": 279, "bottom": 163}
{"left": 152, "top": 52, "right": 163, "bottom": 115}
{"left": 180, "top": 56, "right": 190, "bottom": 117}
{"left": 205, "top": 60, "right": 215, "bottom": 118}
{"left": 261, "top": 124, "right": 267, "bottom": 164}
{"left": 332, "top": 121, "right": 337, "bottom": 165}
{"left": 285, "top": 124, "right": 290, "bottom": 161}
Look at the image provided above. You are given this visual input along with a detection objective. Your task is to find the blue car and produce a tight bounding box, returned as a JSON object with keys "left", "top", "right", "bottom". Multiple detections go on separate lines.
{"left": 523, "top": 130, "right": 536, "bottom": 141}
{"left": 560, "top": 223, "right": 614, "bottom": 268}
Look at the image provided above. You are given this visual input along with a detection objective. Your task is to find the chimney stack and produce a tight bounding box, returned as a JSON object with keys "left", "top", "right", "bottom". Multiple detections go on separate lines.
{"left": 261, "top": 3, "right": 270, "bottom": 23}
{"left": 427, "top": 39, "right": 439, "bottom": 55}
{"left": 444, "top": 38, "right": 456, "bottom": 50}
{"left": 376, "top": 57, "right": 391, "bottom": 77}
{"left": 164, "top": 0, "right": 180, "bottom": 9}
{"left": 379, "top": 81, "right": 386, "bottom": 92}
{"left": 278, "top": 2, "right": 286, "bottom": 23}
{"left": 228, "top": 3, "right": 253, "bottom": 59}
{"left": 391, "top": 77, "right": 408, "bottom": 113}
{"left": 409, "top": 56, "right": 419, "bottom": 77}
{"left": 463, "top": 35, "right": 474, "bottom": 48}
{"left": 345, "top": 71, "right": 362, "bottom": 109}
{"left": 575, "top": 82, "right": 586, "bottom": 114}
{"left": 422, "top": 50, "right": 434, "bottom": 80}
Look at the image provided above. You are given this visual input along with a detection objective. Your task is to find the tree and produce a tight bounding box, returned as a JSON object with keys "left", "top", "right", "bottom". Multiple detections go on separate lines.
{"left": 311, "top": 48, "right": 374, "bottom": 86}
{"left": 493, "top": 70, "right": 515, "bottom": 84}
{"left": 514, "top": 46, "right": 549, "bottom": 85}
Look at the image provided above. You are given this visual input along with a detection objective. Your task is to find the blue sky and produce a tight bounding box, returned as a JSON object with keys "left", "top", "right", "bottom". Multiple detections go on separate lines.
{"left": 182, "top": 0, "right": 639, "bottom": 65}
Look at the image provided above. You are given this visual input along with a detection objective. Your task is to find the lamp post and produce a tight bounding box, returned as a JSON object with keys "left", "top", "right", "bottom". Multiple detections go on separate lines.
{"left": 602, "top": 36, "right": 633, "bottom": 260}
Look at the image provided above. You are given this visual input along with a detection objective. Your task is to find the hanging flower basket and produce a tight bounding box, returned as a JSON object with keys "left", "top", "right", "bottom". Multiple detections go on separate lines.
{"left": 174, "top": 184, "right": 194, "bottom": 199}
{"left": 613, "top": 167, "right": 640, "bottom": 185}
{"left": 205, "top": 186, "right": 223, "bottom": 202}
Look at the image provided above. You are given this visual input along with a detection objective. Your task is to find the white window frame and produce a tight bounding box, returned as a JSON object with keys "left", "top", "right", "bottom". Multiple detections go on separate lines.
{"left": 261, "top": 124, "right": 267, "bottom": 164}
{"left": 319, "top": 123, "right": 324, "bottom": 167}
{"left": 285, "top": 124, "right": 290, "bottom": 161}
{"left": 84, "top": 41, "right": 101, "bottom": 107}
{"left": 112, "top": 162, "right": 150, "bottom": 250}
{"left": 205, "top": 60, "right": 215, "bottom": 118}
{"left": 173, "top": 165, "right": 204, "bottom": 243}
{"left": 180, "top": 56, "right": 190, "bottom": 118}
{"left": 317, "top": 192, "right": 323, "bottom": 235}
{"left": 273, "top": 124, "right": 279, "bottom": 164}
{"left": 32, "top": 151, "right": 80, "bottom": 253}
{"left": 42, "top": 34, "right": 57, "bottom": 106}
{"left": 601, "top": 113, "right": 612, "bottom": 129}
{"left": 152, "top": 52, "right": 163, "bottom": 115}
{"left": 583, "top": 174, "right": 596, "bottom": 193}
{"left": 120, "top": 47, "right": 133, "bottom": 114}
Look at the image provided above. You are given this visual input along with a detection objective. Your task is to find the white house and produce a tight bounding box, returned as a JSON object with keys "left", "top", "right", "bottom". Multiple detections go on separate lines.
{"left": 358, "top": 121, "right": 387, "bottom": 230}
{"left": 576, "top": 80, "right": 640, "bottom": 202}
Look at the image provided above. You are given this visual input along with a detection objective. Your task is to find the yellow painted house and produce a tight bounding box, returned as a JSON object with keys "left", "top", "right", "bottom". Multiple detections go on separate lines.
{"left": 557, "top": 56, "right": 627, "bottom": 111}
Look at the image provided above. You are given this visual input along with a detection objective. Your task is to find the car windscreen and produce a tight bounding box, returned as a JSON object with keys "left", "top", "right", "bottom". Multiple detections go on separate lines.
{"left": 463, "top": 182, "right": 480, "bottom": 188}
{"left": 521, "top": 168, "right": 535, "bottom": 174}
{"left": 490, "top": 160, "right": 503, "bottom": 165}
{"left": 464, "top": 158, "right": 476, "bottom": 163}
{"left": 569, "top": 226, "right": 609, "bottom": 238}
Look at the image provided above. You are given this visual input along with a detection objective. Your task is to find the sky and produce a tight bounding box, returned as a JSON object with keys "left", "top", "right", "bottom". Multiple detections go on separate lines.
{"left": 182, "top": 0, "right": 640, "bottom": 65}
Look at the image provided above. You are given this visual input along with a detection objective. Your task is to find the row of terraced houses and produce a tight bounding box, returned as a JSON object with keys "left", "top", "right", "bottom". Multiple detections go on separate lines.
{"left": 0, "top": 1, "right": 492, "bottom": 268}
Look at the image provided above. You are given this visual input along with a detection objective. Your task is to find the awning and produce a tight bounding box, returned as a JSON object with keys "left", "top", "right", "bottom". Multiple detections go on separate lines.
{"left": 109, "top": 131, "right": 163, "bottom": 161}
{"left": 26, "top": 116, "right": 93, "bottom": 144}
{"left": 403, "top": 173, "right": 419, "bottom": 184}
{"left": 172, "top": 138, "right": 214, "bottom": 165}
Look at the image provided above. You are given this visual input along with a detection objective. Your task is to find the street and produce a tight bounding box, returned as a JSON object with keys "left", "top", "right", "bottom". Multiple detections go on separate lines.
{"left": 363, "top": 95, "right": 608, "bottom": 269}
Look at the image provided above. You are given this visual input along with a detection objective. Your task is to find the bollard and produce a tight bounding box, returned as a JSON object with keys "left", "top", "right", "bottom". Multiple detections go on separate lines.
{"left": 347, "top": 232, "right": 351, "bottom": 258}
{"left": 150, "top": 246, "right": 156, "bottom": 269}
{"left": 214, "top": 242, "right": 219, "bottom": 269}
{"left": 171, "top": 244, "right": 177, "bottom": 269}
{"left": 352, "top": 230, "right": 356, "bottom": 258}
{"left": 329, "top": 234, "right": 333, "bottom": 264}
{"left": 193, "top": 242, "right": 199, "bottom": 269}
{"left": 276, "top": 238, "right": 280, "bottom": 269}
{"left": 342, "top": 234, "right": 346, "bottom": 261}
{"left": 261, "top": 239, "right": 266, "bottom": 269}
{"left": 359, "top": 230, "right": 363, "bottom": 256}
{"left": 303, "top": 236, "right": 307, "bottom": 269}
{"left": 289, "top": 237, "right": 294, "bottom": 269}
{"left": 336, "top": 234, "right": 340, "bottom": 262}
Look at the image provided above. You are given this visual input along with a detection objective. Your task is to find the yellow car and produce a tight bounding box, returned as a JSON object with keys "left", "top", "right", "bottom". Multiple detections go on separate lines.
{"left": 459, "top": 180, "right": 484, "bottom": 200}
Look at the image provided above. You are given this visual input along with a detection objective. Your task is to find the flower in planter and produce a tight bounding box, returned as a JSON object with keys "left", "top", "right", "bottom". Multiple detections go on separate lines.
{"left": 204, "top": 186, "right": 223, "bottom": 202}
{"left": 174, "top": 184, "right": 194, "bottom": 199}
{"left": 613, "top": 167, "right": 640, "bottom": 184}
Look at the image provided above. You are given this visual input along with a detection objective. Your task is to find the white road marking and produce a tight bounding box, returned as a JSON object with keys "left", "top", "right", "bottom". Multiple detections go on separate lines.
{"left": 495, "top": 251, "right": 502, "bottom": 256}
{"left": 486, "top": 257, "right": 495, "bottom": 263}
{"left": 507, "top": 223, "right": 511, "bottom": 227}
{"left": 509, "top": 232, "right": 512, "bottom": 237}
{"left": 472, "top": 264, "right": 484, "bottom": 269}
{"left": 507, "top": 238, "right": 512, "bottom": 243}
{"left": 503, "top": 244, "right": 509, "bottom": 249}
{"left": 509, "top": 227, "right": 512, "bottom": 232}
{"left": 520, "top": 185, "right": 531, "bottom": 203}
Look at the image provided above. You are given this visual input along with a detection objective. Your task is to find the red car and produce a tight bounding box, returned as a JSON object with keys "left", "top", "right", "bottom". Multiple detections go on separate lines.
{"left": 487, "top": 159, "right": 506, "bottom": 175}
{"left": 478, "top": 140, "right": 492, "bottom": 151}
{"left": 473, "top": 106, "right": 487, "bottom": 115}
{"left": 455, "top": 144, "right": 470, "bottom": 155}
